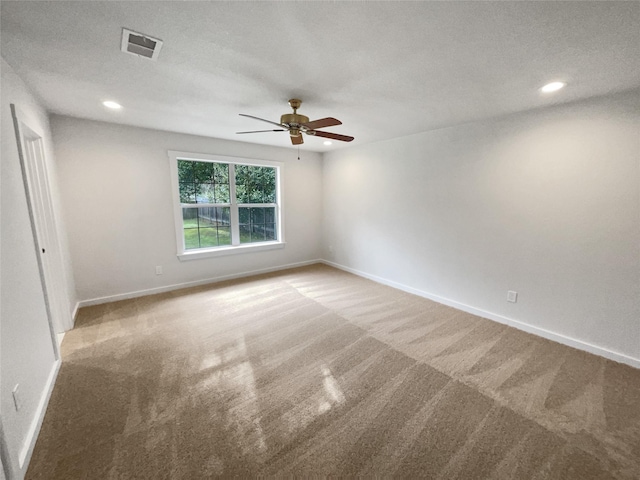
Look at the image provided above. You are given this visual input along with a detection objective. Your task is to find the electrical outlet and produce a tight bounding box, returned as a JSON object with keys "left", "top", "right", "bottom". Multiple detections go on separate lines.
{"left": 507, "top": 290, "right": 518, "bottom": 303}
{"left": 12, "top": 384, "right": 21, "bottom": 411}
{"left": 155, "top": 266, "right": 163, "bottom": 275}
{"left": 328, "top": 245, "right": 333, "bottom": 253}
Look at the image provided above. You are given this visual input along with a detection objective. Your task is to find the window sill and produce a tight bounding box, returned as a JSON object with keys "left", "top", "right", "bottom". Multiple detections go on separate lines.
{"left": 177, "top": 241, "right": 285, "bottom": 261}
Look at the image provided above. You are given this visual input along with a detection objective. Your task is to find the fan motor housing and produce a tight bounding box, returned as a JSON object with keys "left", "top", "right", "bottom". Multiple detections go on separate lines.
{"left": 280, "top": 113, "right": 309, "bottom": 127}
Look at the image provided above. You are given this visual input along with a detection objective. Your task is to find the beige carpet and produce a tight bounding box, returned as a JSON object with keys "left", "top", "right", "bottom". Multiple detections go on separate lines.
{"left": 27, "top": 264, "right": 640, "bottom": 479}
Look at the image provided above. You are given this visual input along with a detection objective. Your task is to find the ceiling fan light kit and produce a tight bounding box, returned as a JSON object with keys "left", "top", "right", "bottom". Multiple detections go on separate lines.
{"left": 238, "top": 99, "right": 354, "bottom": 146}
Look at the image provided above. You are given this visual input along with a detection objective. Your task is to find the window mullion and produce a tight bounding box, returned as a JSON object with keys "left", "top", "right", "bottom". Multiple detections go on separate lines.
{"left": 183, "top": 203, "right": 229, "bottom": 208}
{"left": 237, "top": 203, "right": 277, "bottom": 208}
{"left": 229, "top": 163, "right": 240, "bottom": 246}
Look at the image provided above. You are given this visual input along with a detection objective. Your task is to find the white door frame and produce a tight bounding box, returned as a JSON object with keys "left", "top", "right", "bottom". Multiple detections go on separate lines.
{"left": 10, "top": 104, "right": 71, "bottom": 343}
{"left": 0, "top": 420, "right": 12, "bottom": 480}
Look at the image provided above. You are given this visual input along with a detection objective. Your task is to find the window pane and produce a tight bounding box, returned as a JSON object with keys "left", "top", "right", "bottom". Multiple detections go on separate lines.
{"left": 264, "top": 208, "right": 275, "bottom": 224}
{"left": 251, "top": 207, "right": 265, "bottom": 224}
{"left": 213, "top": 163, "right": 229, "bottom": 183}
{"left": 265, "top": 223, "right": 276, "bottom": 241}
{"left": 183, "top": 208, "right": 200, "bottom": 249}
{"left": 262, "top": 167, "right": 277, "bottom": 203}
{"left": 183, "top": 207, "right": 231, "bottom": 250}
{"left": 252, "top": 224, "right": 266, "bottom": 242}
{"left": 184, "top": 230, "right": 200, "bottom": 249}
{"left": 197, "top": 184, "right": 215, "bottom": 203}
{"left": 199, "top": 228, "right": 218, "bottom": 248}
{"left": 239, "top": 225, "right": 251, "bottom": 244}
{"left": 236, "top": 165, "right": 276, "bottom": 204}
{"left": 182, "top": 208, "right": 199, "bottom": 229}
{"left": 239, "top": 207, "right": 276, "bottom": 244}
{"left": 193, "top": 161, "right": 213, "bottom": 183}
{"left": 180, "top": 161, "right": 230, "bottom": 205}
{"left": 206, "top": 207, "right": 231, "bottom": 226}
{"left": 217, "top": 226, "right": 231, "bottom": 246}
{"left": 177, "top": 160, "right": 194, "bottom": 182}
{"left": 238, "top": 207, "right": 250, "bottom": 225}
{"left": 235, "top": 184, "right": 247, "bottom": 204}
{"left": 179, "top": 182, "right": 196, "bottom": 203}
{"left": 216, "top": 207, "right": 231, "bottom": 226}
{"left": 235, "top": 164, "right": 249, "bottom": 180}
{"left": 264, "top": 186, "right": 276, "bottom": 203}
{"left": 214, "top": 184, "right": 230, "bottom": 203}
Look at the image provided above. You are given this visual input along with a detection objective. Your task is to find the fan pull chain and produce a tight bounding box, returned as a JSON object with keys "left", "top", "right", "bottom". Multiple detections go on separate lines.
{"left": 297, "top": 145, "right": 300, "bottom": 161}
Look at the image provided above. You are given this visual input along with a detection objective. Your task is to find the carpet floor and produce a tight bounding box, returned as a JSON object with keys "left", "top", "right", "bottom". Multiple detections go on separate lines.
{"left": 26, "top": 264, "right": 640, "bottom": 479}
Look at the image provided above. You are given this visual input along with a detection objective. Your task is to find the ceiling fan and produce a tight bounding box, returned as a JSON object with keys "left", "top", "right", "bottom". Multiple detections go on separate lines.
{"left": 237, "top": 99, "right": 354, "bottom": 145}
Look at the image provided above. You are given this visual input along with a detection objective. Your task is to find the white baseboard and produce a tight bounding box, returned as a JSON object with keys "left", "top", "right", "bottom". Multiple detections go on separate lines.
{"left": 78, "top": 259, "right": 322, "bottom": 308}
{"left": 71, "top": 301, "right": 80, "bottom": 324}
{"left": 19, "top": 358, "right": 61, "bottom": 471}
{"left": 321, "top": 260, "right": 640, "bottom": 369}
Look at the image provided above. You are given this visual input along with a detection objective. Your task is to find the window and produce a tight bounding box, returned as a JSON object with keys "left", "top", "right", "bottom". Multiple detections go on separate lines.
{"left": 169, "top": 151, "right": 284, "bottom": 259}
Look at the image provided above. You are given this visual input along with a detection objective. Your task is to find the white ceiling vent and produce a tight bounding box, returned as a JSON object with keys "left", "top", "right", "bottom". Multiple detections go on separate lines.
{"left": 121, "top": 28, "right": 163, "bottom": 60}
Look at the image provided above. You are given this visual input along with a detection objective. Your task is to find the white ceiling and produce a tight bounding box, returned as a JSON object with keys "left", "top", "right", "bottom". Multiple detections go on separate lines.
{"left": 2, "top": 1, "right": 639, "bottom": 152}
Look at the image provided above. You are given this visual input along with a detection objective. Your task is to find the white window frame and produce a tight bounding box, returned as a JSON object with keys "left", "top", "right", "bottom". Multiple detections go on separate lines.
{"left": 168, "top": 151, "right": 285, "bottom": 261}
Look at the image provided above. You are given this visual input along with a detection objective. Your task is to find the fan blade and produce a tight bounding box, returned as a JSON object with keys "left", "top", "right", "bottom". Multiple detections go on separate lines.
{"left": 300, "top": 117, "right": 342, "bottom": 129}
{"left": 239, "top": 113, "right": 287, "bottom": 128}
{"left": 311, "top": 130, "right": 354, "bottom": 142}
{"left": 291, "top": 134, "right": 303, "bottom": 145}
{"left": 236, "top": 129, "right": 285, "bottom": 134}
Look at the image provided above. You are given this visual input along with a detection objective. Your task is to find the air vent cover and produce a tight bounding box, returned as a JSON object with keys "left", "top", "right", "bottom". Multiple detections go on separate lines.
{"left": 121, "top": 28, "right": 163, "bottom": 60}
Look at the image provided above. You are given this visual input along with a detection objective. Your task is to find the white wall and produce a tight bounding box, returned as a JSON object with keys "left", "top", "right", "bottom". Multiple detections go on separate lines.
{"left": 51, "top": 116, "right": 323, "bottom": 303}
{"left": 1, "top": 58, "right": 70, "bottom": 479}
{"left": 323, "top": 90, "right": 640, "bottom": 366}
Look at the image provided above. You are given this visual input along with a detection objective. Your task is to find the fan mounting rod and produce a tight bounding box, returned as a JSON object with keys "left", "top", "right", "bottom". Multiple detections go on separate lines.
{"left": 289, "top": 98, "right": 302, "bottom": 113}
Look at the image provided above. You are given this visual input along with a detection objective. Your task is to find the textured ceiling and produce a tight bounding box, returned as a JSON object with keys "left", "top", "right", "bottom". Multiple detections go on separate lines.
{"left": 2, "top": 1, "right": 639, "bottom": 152}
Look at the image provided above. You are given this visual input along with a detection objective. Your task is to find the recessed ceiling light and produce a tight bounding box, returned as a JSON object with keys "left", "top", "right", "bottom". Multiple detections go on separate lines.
{"left": 102, "top": 101, "right": 122, "bottom": 109}
{"left": 323, "top": 141, "right": 332, "bottom": 146}
{"left": 540, "top": 82, "right": 566, "bottom": 93}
